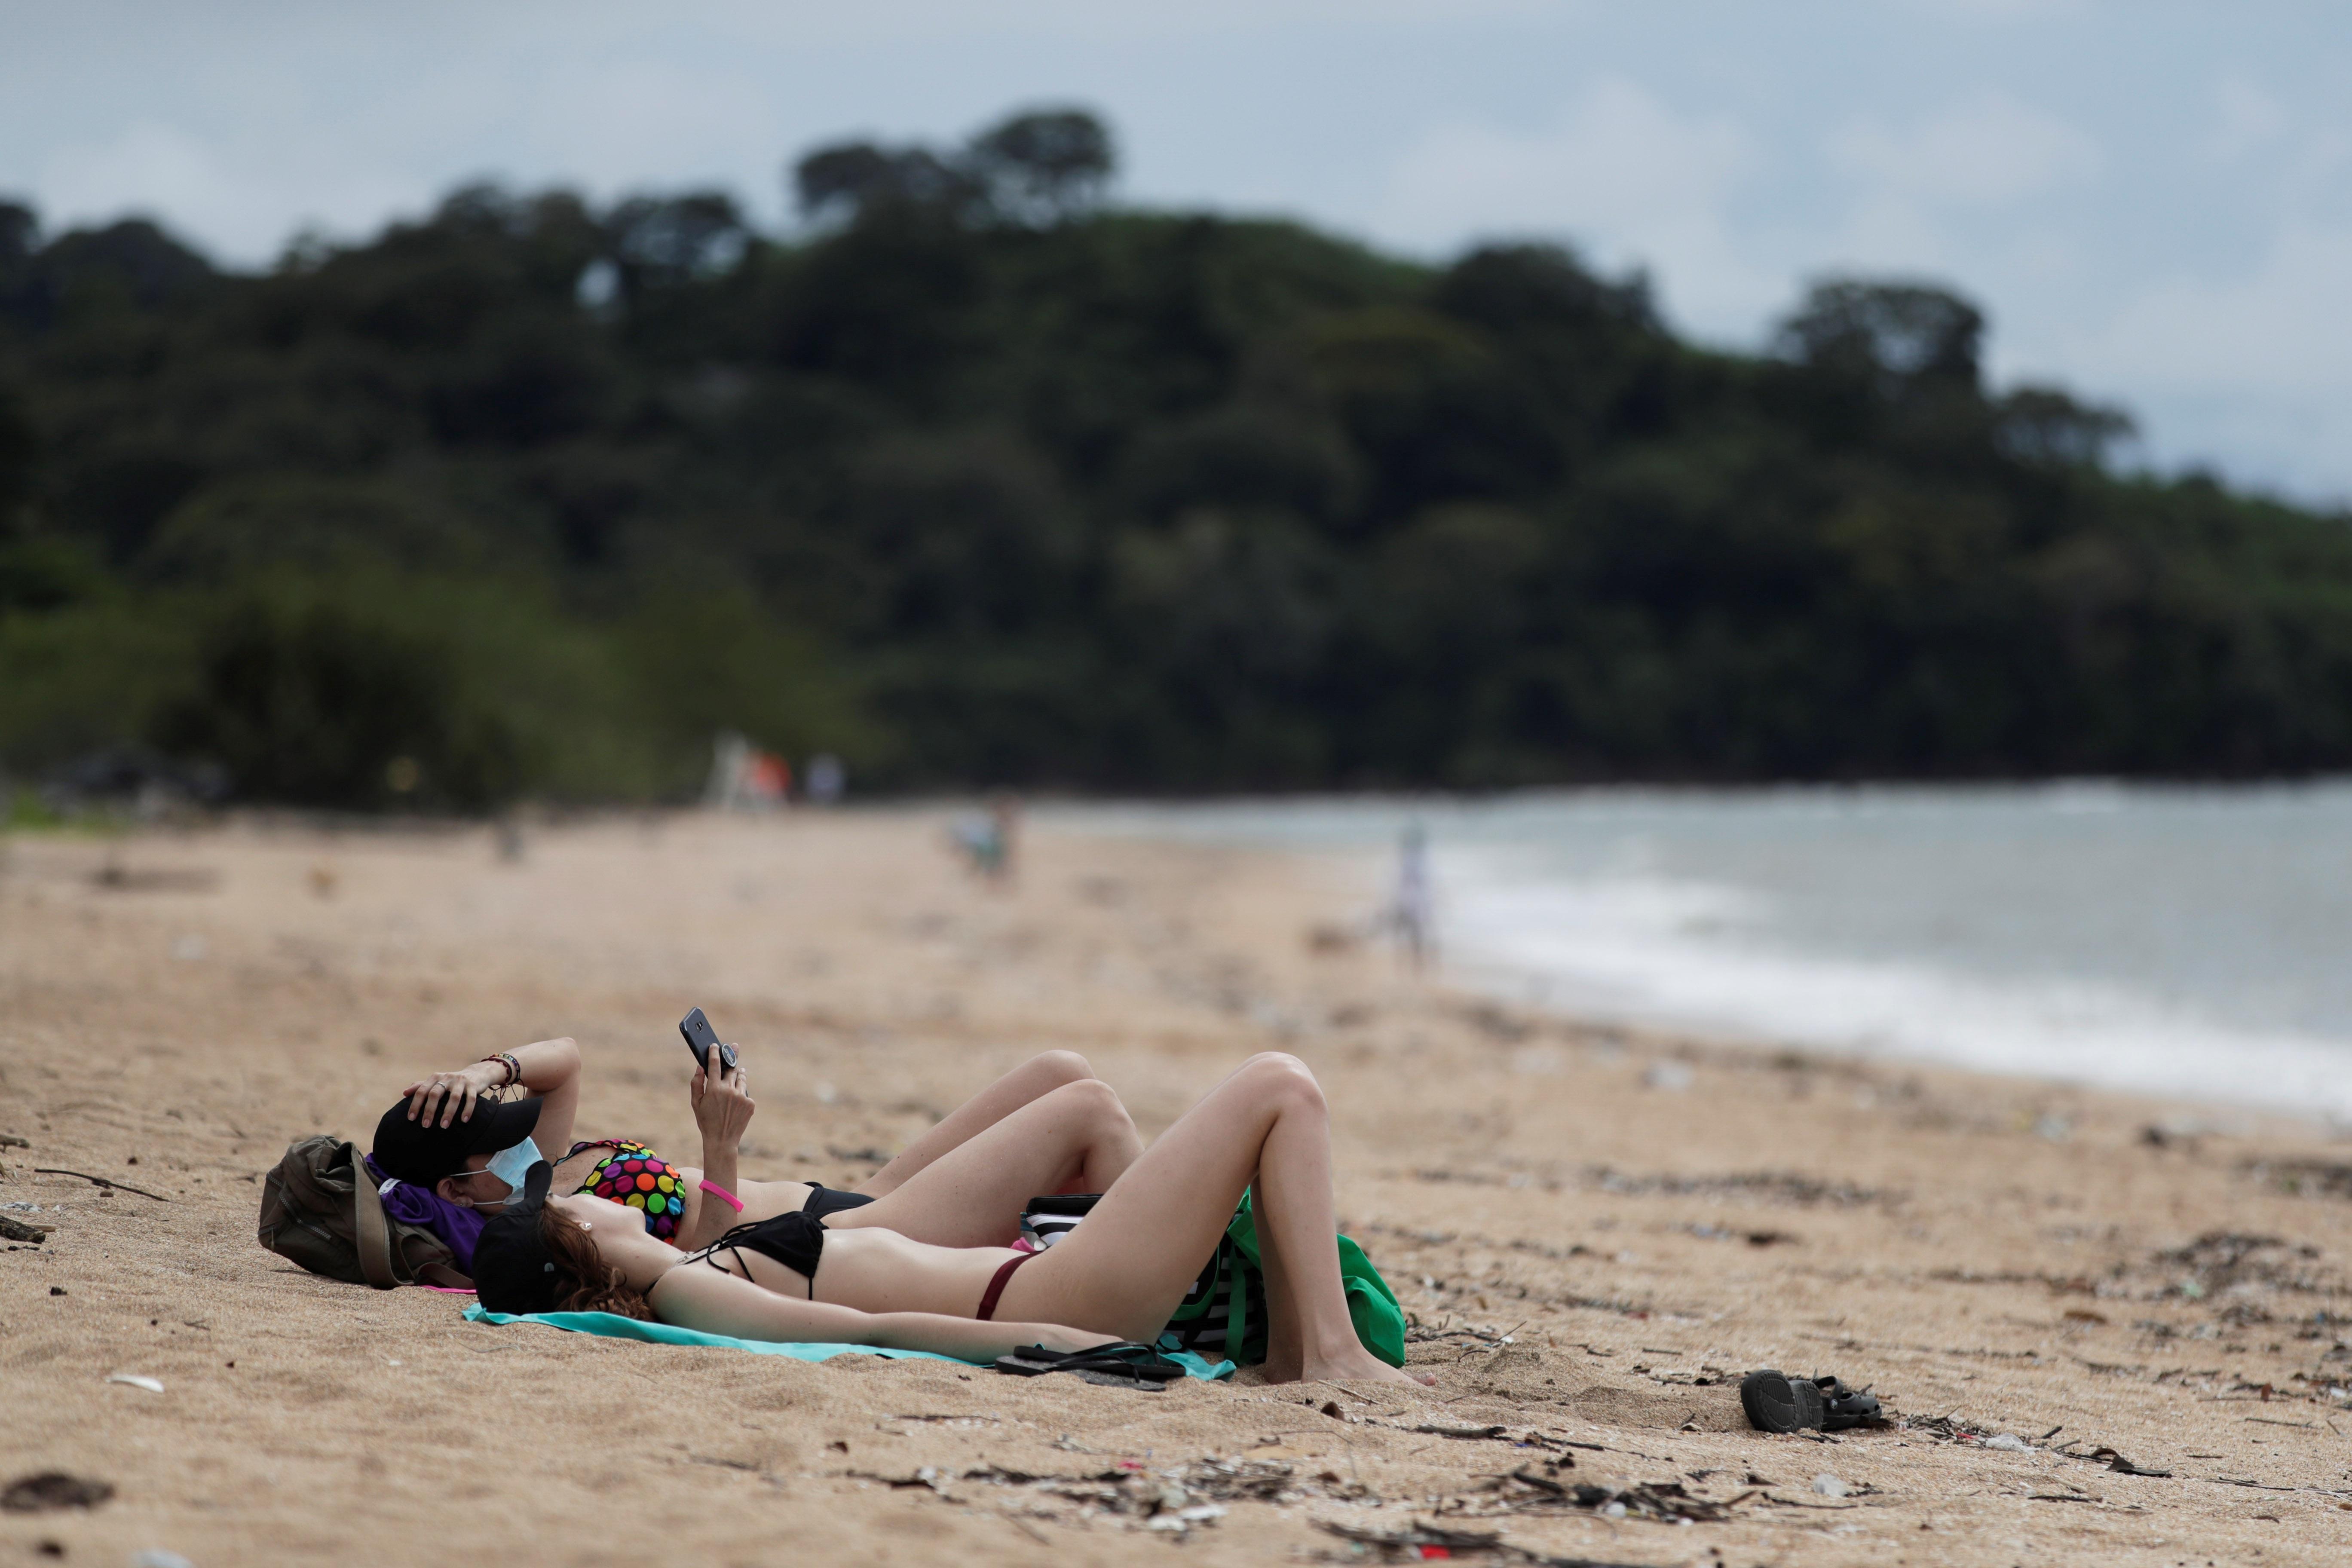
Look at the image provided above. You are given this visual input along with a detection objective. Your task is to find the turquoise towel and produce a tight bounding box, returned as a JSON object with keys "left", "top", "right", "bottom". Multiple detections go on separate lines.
{"left": 462, "top": 1304, "right": 1234, "bottom": 1379}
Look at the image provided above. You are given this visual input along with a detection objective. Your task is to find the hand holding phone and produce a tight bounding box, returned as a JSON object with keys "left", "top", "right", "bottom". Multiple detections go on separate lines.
{"left": 684, "top": 1007, "right": 754, "bottom": 1159}
{"left": 679, "top": 1007, "right": 739, "bottom": 1078}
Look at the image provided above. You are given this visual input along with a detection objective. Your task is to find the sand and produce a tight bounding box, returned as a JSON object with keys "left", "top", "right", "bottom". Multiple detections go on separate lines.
{"left": 4, "top": 808, "right": 2352, "bottom": 1567}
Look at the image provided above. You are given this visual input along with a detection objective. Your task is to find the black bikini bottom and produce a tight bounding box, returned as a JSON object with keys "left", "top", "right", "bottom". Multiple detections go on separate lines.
{"left": 698, "top": 1203, "right": 1037, "bottom": 1320}
{"left": 802, "top": 1183, "right": 875, "bottom": 1219}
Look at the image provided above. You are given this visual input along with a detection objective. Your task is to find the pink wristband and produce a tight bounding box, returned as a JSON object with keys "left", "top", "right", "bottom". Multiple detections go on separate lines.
{"left": 698, "top": 1179, "right": 743, "bottom": 1212}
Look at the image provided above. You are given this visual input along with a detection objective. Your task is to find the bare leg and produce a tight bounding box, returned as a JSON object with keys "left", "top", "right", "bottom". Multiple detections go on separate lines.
{"left": 992, "top": 1054, "right": 1429, "bottom": 1387}
{"left": 826, "top": 1079, "right": 1143, "bottom": 1248}
{"left": 674, "top": 1056, "right": 1141, "bottom": 1247}
{"left": 856, "top": 1051, "right": 1103, "bottom": 1197}
{"left": 1234, "top": 1059, "right": 1418, "bottom": 1385}
{"left": 1252, "top": 1188, "right": 1305, "bottom": 1383}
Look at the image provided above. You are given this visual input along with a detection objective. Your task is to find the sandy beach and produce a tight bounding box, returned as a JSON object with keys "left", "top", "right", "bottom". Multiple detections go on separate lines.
{"left": 5, "top": 808, "right": 2352, "bottom": 1566}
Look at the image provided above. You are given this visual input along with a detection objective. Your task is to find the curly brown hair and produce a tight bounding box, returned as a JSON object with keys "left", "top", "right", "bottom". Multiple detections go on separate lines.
{"left": 539, "top": 1204, "right": 654, "bottom": 1319}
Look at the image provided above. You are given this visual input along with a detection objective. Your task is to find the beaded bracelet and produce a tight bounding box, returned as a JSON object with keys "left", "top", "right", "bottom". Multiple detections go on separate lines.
{"left": 699, "top": 1179, "right": 744, "bottom": 1212}
{"left": 479, "top": 1051, "right": 521, "bottom": 1087}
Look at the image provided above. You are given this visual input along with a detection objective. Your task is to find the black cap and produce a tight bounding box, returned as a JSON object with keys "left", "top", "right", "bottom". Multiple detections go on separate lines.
{"left": 369, "top": 1095, "right": 542, "bottom": 1186}
{"left": 472, "top": 1161, "right": 559, "bottom": 1314}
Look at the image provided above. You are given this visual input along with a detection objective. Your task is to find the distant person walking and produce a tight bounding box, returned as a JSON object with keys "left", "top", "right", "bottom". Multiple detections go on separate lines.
{"left": 1389, "top": 823, "right": 1434, "bottom": 971}
{"left": 705, "top": 731, "right": 792, "bottom": 810}
{"left": 805, "top": 753, "right": 846, "bottom": 805}
{"left": 948, "top": 794, "right": 1022, "bottom": 887}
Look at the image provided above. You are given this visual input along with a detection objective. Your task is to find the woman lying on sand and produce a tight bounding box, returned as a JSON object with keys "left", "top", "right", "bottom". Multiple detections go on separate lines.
{"left": 368, "top": 1041, "right": 1142, "bottom": 1270}
{"left": 472, "top": 1051, "right": 1430, "bottom": 1388}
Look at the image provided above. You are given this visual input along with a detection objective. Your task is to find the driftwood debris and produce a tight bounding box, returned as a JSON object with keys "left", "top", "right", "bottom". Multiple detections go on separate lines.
{"left": 33, "top": 1168, "right": 171, "bottom": 1202}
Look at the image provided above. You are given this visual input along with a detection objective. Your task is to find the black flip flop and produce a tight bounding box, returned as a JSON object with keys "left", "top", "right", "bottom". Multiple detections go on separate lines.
{"left": 994, "top": 1341, "right": 1185, "bottom": 1385}
{"left": 1739, "top": 1368, "right": 1826, "bottom": 1433}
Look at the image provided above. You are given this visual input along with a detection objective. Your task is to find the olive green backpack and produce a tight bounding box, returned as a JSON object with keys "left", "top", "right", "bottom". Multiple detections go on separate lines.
{"left": 257, "top": 1135, "right": 469, "bottom": 1289}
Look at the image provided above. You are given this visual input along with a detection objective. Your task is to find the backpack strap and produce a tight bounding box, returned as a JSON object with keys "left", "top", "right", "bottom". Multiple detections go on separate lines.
{"left": 346, "top": 1142, "right": 404, "bottom": 1290}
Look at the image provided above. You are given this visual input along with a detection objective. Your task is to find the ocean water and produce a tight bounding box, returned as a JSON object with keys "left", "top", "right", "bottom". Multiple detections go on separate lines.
{"left": 1052, "top": 784, "right": 2352, "bottom": 1120}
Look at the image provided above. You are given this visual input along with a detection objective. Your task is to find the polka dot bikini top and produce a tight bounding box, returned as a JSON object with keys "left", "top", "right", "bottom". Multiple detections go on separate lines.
{"left": 568, "top": 1139, "right": 689, "bottom": 1241}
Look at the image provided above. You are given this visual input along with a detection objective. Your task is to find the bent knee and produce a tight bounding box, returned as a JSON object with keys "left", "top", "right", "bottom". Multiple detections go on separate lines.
{"left": 1026, "top": 1049, "right": 1095, "bottom": 1088}
{"left": 1045, "top": 1075, "right": 1126, "bottom": 1121}
{"left": 1238, "top": 1052, "right": 1324, "bottom": 1108}
{"left": 1240, "top": 1050, "right": 1311, "bottom": 1077}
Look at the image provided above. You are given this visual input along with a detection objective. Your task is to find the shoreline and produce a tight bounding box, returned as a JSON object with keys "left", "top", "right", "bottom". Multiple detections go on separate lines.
{"left": 5, "top": 809, "right": 2352, "bottom": 1565}
{"left": 1053, "top": 786, "right": 2352, "bottom": 1127}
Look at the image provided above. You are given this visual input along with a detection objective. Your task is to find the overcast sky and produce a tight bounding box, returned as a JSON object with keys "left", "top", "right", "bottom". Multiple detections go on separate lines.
{"left": 6, "top": 0, "right": 2349, "bottom": 504}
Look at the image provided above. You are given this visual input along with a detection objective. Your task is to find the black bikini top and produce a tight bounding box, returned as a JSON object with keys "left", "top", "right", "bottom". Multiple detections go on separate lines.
{"left": 690, "top": 1209, "right": 825, "bottom": 1296}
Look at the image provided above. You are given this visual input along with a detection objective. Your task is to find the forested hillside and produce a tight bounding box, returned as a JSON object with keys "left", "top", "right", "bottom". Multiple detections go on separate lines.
{"left": 5, "top": 110, "right": 2351, "bottom": 808}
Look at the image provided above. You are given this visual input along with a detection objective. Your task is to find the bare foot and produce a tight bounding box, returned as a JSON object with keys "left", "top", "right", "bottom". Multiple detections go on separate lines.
{"left": 1298, "top": 1346, "right": 1436, "bottom": 1388}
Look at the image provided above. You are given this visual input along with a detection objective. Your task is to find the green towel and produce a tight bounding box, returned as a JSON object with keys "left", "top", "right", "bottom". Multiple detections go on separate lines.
{"left": 463, "top": 1303, "right": 1234, "bottom": 1378}
{"left": 1222, "top": 1193, "right": 1409, "bottom": 1367}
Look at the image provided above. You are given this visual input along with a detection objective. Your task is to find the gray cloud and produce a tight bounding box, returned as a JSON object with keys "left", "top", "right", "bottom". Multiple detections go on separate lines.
{"left": 3, "top": 0, "right": 2347, "bottom": 502}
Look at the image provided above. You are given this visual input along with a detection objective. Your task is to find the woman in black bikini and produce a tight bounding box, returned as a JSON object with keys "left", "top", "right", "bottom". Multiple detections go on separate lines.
{"left": 473, "top": 1052, "right": 1430, "bottom": 1389}
{"left": 371, "top": 1039, "right": 1144, "bottom": 1267}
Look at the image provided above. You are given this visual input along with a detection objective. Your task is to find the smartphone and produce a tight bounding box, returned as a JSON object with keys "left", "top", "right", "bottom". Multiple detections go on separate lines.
{"left": 679, "top": 1007, "right": 740, "bottom": 1079}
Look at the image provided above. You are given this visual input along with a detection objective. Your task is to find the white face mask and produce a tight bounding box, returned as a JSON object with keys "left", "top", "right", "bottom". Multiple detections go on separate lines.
{"left": 461, "top": 1137, "right": 541, "bottom": 1208}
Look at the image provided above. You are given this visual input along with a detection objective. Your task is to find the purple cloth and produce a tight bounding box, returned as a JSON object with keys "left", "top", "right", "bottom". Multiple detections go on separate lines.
{"left": 364, "top": 1154, "right": 485, "bottom": 1274}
